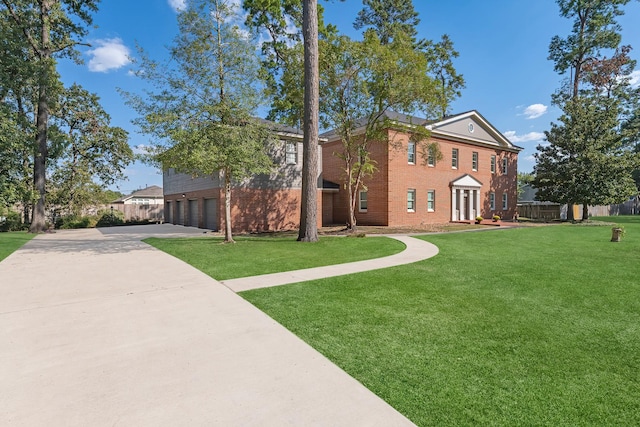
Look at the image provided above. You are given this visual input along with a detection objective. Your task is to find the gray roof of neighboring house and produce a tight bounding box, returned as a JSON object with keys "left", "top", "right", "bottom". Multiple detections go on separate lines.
{"left": 114, "top": 185, "right": 164, "bottom": 202}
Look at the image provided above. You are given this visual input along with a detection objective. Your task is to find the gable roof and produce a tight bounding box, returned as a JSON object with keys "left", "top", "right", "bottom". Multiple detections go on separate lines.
{"left": 114, "top": 185, "right": 164, "bottom": 202}
{"left": 319, "top": 110, "right": 521, "bottom": 152}
{"left": 428, "top": 111, "right": 522, "bottom": 152}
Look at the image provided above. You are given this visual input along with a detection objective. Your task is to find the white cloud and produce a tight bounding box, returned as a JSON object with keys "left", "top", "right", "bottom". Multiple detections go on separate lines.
{"left": 168, "top": 0, "right": 186, "bottom": 12}
{"left": 630, "top": 70, "right": 640, "bottom": 88}
{"left": 87, "top": 38, "right": 131, "bottom": 72}
{"left": 504, "top": 130, "right": 546, "bottom": 143}
{"left": 523, "top": 103, "right": 548, "bottom": 119}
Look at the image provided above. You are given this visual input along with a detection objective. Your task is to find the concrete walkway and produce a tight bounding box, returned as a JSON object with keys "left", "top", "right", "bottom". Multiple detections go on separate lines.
{"left": 0, "top": 224, "right": 437, "bottom": 426}
{"left": 223, "top": 235, "right": 438, "bottom": 292}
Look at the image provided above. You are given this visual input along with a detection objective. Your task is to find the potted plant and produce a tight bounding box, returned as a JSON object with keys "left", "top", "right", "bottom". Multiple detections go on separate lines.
{"left": 475, "top": 215, "right": 483, "bottom": 224}
{"left": 492, "top": 215, "right": 501, "bottom": 222}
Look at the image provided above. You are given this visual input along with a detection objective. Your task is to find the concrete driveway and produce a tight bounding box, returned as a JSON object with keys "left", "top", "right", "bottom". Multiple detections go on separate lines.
{"left": 0, "top": 224, "right": 415, "bottom": 426}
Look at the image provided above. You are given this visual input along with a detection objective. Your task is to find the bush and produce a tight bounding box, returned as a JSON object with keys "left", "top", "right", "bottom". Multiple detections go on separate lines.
{"left": 0, "top": 211, "right": 27, "bottom": 232}
{"left": 56, "top": 214, "right": 99, "bottom": 229}
{"left": 96, "top": 209, "right": 125, "bottom": 227}
{"left": 493, "top": 215, "right": 501, "bottom": 221}
{"left": 476, "top": 216, "right": 484, "bottom": 222}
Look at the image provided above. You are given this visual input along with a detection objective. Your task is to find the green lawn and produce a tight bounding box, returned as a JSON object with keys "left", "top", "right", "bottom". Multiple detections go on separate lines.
{"left": 242, "top": 217, "right": 640, "bottom": 426}
{"left": 0, "top": 232, "right": 35, "bottom": 262}
{"left": 144, "top": 235, "right": 405, "bottom": 280}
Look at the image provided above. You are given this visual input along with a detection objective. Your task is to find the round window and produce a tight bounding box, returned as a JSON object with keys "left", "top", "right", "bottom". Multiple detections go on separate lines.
{"left": 468, "top": 123, "right": 475, "bottom": 133}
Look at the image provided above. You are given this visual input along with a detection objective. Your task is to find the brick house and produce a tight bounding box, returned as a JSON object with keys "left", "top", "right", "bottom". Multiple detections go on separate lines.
{"left": 321, "top": 111, "right": 522, "bottom": 227}
{"left": 163, "top": 121, "right": 324, "bottom": 232}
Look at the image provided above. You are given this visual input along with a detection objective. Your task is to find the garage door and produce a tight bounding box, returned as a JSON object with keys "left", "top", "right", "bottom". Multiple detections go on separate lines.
{"left": 188, "top": 199, "right": 198, "bottom": 227}
{"left": 204, "top": 198, "right": 218, "bottom": 231}
{"left": 176, "top": 200, "right": 184, "bottom": 225}
{"left": 165, "top": 201, "right": 173, "bottom": 224}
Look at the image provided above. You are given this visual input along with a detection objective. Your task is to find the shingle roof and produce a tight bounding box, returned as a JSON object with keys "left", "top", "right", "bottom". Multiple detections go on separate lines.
{"left": 114, "top": 185, "right": 164, "bottom": 202}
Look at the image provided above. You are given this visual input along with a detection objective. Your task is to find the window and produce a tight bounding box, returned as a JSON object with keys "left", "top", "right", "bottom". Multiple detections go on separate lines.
{"left": 407, "top": 189, "right": 416, "bottom": 212}
{"left": 491, "top": 155, "right": 496, "bottom": 174}
{"left": 359, "top": 190, "right": 368, "bottom": 212}
{"left": 502, "top": 157, "right": 508, "bottom": 174}
{"left": 285, "top": 141, "right": 297, "bottom": 164}
{"left": 472, "top": 152, "right": 478, "bottom": 171}
{"left": 408, "top": 142, "right": 416, "bottom": 164}
{"left": 502, "top": 193, "right": 508, "bottom": 210}
{"left": 427, "top": 190, "right": 435, "bottom": 211}
{"left": 451, "top": 148, "right": 458, "bottom": 169}
{"left": 427, "top": 146, "right": 436, "bottom": 166}
{"left": 490, "top": 192, "right": 495, "bottom": 210}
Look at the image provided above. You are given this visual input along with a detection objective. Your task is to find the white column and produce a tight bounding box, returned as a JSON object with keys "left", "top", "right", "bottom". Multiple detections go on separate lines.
{"left": 475, "top": 190, "right": 481, "bottom": 219}
{"left": 451, "top": 187, "right": 457, "bottom": 221}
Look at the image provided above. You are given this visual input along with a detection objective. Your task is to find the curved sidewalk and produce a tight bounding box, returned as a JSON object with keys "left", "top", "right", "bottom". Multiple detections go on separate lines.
{"left": 0, "top": 225, "right": 428, "bottom": 427}
{"left": 222, "top": 235, "right": 439, "bottom": 292}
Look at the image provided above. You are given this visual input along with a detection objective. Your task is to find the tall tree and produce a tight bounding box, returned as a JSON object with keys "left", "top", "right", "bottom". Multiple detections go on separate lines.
{"left": 297, "top": 0, "right": 320, "bottom": 241}
{"left": 1, "top": 0, "right": 98, "bottom": 232}
{"left": 48, "top": 84, "right": 132, "bottom": 215}
{"left": 125, "top": 0, "right": 274, "bottom": 243}
{"left": 424, "top": 34, "right": 465, "bottom": 119}
{"left": 353, "top": 0, "right": 420, "bottom": 45}
{"left": 320, "top": 32, "right": 434, "bottom": 230}
{"left": 535, "top": 46, "right": 639, "bottom": 219}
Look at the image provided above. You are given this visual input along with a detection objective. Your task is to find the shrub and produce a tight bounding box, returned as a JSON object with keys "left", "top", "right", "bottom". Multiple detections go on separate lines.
{"left": 56, "top": 214, "right": 98, "bottom": 229}
{"left": 493, "top": 215, "right": 501, "bottom": 221}
{"left": 476, "top": 216, "right": 483, "bottom": 222}
{"left": 0, "top": 211, "right": 27, "bottom": 232}
{"left": 96, "top": 209, "right": 125, "bottom": 227}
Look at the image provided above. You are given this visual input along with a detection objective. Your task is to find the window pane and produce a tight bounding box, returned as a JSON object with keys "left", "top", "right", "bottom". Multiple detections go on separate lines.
{"left": 452, "top": 149, "right": 458, "bottom": 168}
{"left": 427, "top": 147, "right": 435, "bottom": 166}
{"left": 359, "top": 191, "right": 368, "bottom": 211}
{"left": 491, "top": 156, "right": 496, "bottom": 173}
{"left": 472, "top": 152, "right": 478, "bottom": 171}
{"left": 502, "top": 193, "right": 508, "bottom": 210}
{"left": 408, "top": 142, "right": 415, "bottom": 164}
{"left": 427, "top": 190, "right": 435, "bottom": 211}
{"left": 407, "top": 190, "right": 415, "bottom": 211}
{"left": 286, "top": 142, "right": 297, "bottom": 164}
{"left": 502, "top": 158, "right": 508, "bottom": 174}
{"left": 490, "top": 192, "right": 495, "bottom": 210}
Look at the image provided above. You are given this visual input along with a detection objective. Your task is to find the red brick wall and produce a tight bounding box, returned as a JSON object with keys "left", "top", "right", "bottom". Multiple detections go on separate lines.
{"left": 165, "top": 188, "right": 323, "bottom": 233}
{"left": 321, "top": 128, "right": 519, "bottom": 226}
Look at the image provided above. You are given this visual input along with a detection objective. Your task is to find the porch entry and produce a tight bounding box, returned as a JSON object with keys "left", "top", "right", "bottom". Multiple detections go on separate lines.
{"left": 451, "top": 175, "right": 482, "bottom": 221}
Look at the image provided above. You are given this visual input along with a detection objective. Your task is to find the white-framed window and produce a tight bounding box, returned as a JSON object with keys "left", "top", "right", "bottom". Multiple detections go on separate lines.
{"left": 451, "top": 148, "right": 458, "bottom": 169}
{"left": 472, "top": 152, "right": 478, "bottom": 171}
{"left": 427, "top": 190, "right": 435, "bottom": 211}
{"left": 427, "top": 146, "right": 436, "bottom": 167}
{"left": 408, "top": 141, "right": 416, "bottom": 164}
{"left": 285, "top": 141, "right": 297, "bottom": 164}
{"left": 502, "top": 157, "right": 508, "bottom": 174}
{"left": 491, "top": 155, "right": 496, "bottom": 174}
{"left": 407, "top": 189, "right": 416, "bottom": 212}
{"left": 359, "top": 190, "right": 368, "bottom": 212}
{"left": 502, "top": 193, "right": 508, "bottom": 210}
{"left": 490, "top": 192, "right": 495, "bottom": 210}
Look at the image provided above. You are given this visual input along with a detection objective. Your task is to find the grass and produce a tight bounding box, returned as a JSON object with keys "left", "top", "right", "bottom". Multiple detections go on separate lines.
{"left": 0, "top": 231, "right": 35, "bottom": 262}
{"left": 143, "top": 235, "right": 405, "bottom": 280}
{"left": 241, "top": 216, "right": 640, "bottom": 426}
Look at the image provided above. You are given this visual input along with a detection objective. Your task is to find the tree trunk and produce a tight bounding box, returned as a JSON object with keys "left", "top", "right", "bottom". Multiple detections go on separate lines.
{"left": 346, "top": 178, "right": 357, "bottom": 232}
{"left": 297, "top": 0, "right": 319, "bottom": 242}
{"left": 223, "top": 170, "right": 234, "bottom": 243}
{"left": 582, "top": 202, "right": 589, "bottom": 221}
{"left": 29, "top": 3, "right": 52, "bottom": 233}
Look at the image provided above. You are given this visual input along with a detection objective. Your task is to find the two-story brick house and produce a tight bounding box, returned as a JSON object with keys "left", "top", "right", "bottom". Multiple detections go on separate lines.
{"left": 321, "top": 110, "right": 521, "bottom": 227}
{"left": 163, "top": 121, "right": 324, "bottom": 232}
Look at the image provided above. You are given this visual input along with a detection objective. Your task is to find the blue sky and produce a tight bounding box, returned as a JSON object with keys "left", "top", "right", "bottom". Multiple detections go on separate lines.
{"left": 57, "top": 0, "right": 640, "bottom": 195}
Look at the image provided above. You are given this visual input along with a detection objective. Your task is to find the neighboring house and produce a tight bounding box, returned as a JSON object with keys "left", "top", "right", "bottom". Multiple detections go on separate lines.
{"left": 111, "top": 185, "right": 164, "bottom": 222}
{"left": 163, "top": 121, "right": 324, "bottom": 232}
{"left": 321, "top": 111, "right": 522, "bottom": 226}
